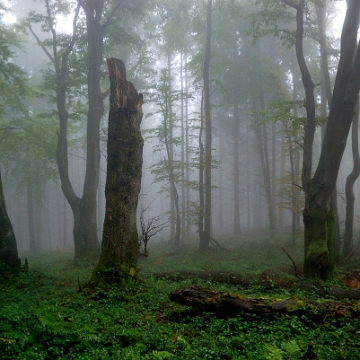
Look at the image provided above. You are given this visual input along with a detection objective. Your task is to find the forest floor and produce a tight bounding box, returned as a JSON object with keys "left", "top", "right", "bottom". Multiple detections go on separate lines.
{"left": 2, "top": 232, "right": 360, "bottom": 359}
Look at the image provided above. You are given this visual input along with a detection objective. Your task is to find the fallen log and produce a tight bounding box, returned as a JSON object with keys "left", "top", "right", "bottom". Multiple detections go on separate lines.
{"left": 169, "top": 287, "right": 360, "bottom": 317}
{"left": 344, "top": 270, "right": 360, "bottom": 290}
{"left": 147, "top": 270, "right": 360, "bottom": 300}
{"left": 169, "top": 287, "right": 306, "bottom": 315}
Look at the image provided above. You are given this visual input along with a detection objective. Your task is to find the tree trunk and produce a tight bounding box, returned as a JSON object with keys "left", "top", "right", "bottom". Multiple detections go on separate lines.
{"left": 283, "top": 121, "right": 298, "bottom": 246}
{"left": 304, "top": 1, "right": 360, "bottom": 279}
{"left": 0, "top": 169, "right": 20, "bottom": 278}
{"left": 90, "top": 59, "right": 143, "bottom": 286}
{"left": 271, "top": 121, "right": 277, "bottom": 231}
{"left": 288, "top": 0, "right": 316, "bottom": 187}
{"left": 317, "top": 0, "right": 341, "bottom": 258}
{"left": 285, "top": 57, "right": 302, "bottom": 241}
{"left": 26, "top": 165, "right": 36, "bottom": 252}
{"left": 218, "top": 130, "right": 224, "bottom": 234}
{"left": 343, "top": 101, "right": 360, "bottom": 257}
{"left": 253, "top": 95, "right": 275, "bottom": 238}
{"left": 246, "top": 119, "right": 252, "bottom": 231}
{"left": 33, "top": 1, "right": 101, "bottom": 259}
{"left": 162, "top": 52, "right": 181, "bottom": 247}
{"left": 180, "top": 52, "right": 186, "bottom": 242}
{"left": 198, "top": 90, "right": 205, "bottom": 247}
{"left": 184, "top": 53, "right": 191, "bottom": 241}
{"left": 252, "top": 44, "right": 276, "bottom": 238}
{"left": 233, "top": 102, "right": 241, "bottom": 235}
{"left": 77, "top": 0, "right": 104, "bottom": 257}
{"left": 201, "top": 0, "right": 212, "bottom": 251}
{"left": 63, "top": 192, "right": 67, "bottom": 249}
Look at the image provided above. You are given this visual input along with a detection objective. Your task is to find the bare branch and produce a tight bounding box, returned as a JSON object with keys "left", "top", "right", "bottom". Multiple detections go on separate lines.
{"left": 27, "top": 25, "right": 55, "bottom": 64}
{"left": 45, "top": 0, "right": 59, "bottom": 71}
{"left": 62, "top": 2, "right": 81, "bottom": 59}
{"left": 138, "top": 201, "right": 168, "bottom": 256}
{"left": 101, "top": 0, "right": 129, "bottom": 31}
{"left": 282, "top": 247, "right": 301, "bottom": 279}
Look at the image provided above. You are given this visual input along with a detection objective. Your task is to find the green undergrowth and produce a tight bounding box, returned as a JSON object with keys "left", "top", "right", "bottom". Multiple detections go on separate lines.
{"left": 0, "top": 233, "right": 358, "bottom": 359}
{"left": 138, "top": 233, "right": 305, "bottom": 276}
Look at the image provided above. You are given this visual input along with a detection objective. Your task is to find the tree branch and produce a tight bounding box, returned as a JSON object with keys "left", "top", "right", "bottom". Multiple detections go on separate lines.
{"left": 101, "top": 0, "right": 129, "bottom": 31}
{"left": 27, "top": 25, "right": 55, "bottom": 64}
{"left": 282, "top": 0, "right": 299, "bottom": 10}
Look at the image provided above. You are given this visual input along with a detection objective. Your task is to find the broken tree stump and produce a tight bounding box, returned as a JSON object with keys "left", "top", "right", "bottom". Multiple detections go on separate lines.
{"left": 89, "top": 58, "right": 143, "bottom": 287}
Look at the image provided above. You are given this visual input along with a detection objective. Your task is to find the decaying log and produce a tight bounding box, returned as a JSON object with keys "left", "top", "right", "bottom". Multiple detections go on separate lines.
{"left": 169, "top": 287, "right": 360, "bottom": 317}
{"left": 148, "top": 269, "right": 360, "bottom": 300}
{"left": 169, "top": 287, "right": 305, "bottom": 315}
{"left": 344, "top": 270, "right": 360, "bottom": 290}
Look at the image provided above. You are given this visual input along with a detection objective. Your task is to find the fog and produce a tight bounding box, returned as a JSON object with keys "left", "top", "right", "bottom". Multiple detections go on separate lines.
{"left": 1, "top": 0, "right": 357, "bottom": 256}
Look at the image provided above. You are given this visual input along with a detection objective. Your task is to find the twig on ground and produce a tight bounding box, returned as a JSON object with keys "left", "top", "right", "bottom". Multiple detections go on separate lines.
{"left": 210, "top": 237, "right": 230, "bottom": 251}
{"left": 282, "top": 247, "right": 301, "bottom": 279}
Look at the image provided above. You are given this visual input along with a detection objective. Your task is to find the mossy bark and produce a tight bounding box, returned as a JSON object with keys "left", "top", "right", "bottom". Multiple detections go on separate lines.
{"left": 301, "top": 2, "right": 360, "bottom": 280}
{"left": 303, "top": 180, "right": 334, "bottom": 280}
{"left": 0, "top": 169, "right": 20, "bottom": 279}
{"left": 90, "top": 58, "right": 143, "bottom": 287}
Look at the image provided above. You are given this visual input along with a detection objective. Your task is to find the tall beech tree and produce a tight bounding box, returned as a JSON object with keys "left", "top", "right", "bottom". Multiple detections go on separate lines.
{"left": 315, "top": 0, "right": 341, "bottom": 256}
{"left": 250, "top": 0, "right": 359, "bottom": 278}
{"left": 0, "top": 169, "right": 20, "bottom": 278}
{"left": 303, "top": 1, "right": 360, "bottom": 279}
{"left": 26, "top": 0, "right": 142, "bottom": 259}
{"left": 200, "top": 0, "right": 213, "bottom": 251}
{"left": 147, "top": 68, "right": 182, "bottom": 247}
{"left": 257, "top": 0, "right": 326, "bottom": 277}
{"left": 90, "top": 58, "right": 143, "bottom": 286}
{"left": 343, "top": 102, "right": 360, "bottom": 257}
{"left": 278, "top": 0, "right": 360, "bottom": 278}
{"left": 0, "top": 3, "right": 28, "bottom": 277}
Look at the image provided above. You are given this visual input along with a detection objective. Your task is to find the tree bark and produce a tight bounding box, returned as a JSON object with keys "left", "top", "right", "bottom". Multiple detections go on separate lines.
{"left": 165, "top": 50, "right": 177, "bottom": 245}
{"left": 304, "top": 1, "right": 360, "bottom": 279}
{"left": 271, "top": 121, "right": 277, "bottom": 231}
{"left": 90, "top": 58, "right": 143, "bottom": 286}
{"left": 316, "top": 0, "right": 341, "bottom": 257}
{"left": 283, "top": 121, "right": 298, "bottom": 246}
{"left": 343, "top": 101, "right": 360, "bottom": 257}
{"left": 252, "top": 43, "right": 276, "bottom": 238}
{"left": 0, "top": 169, "right": 20, "bottom": 278}
{"left": 184, "top": 53, "right": 191, "bottom": 241}
{"left": 26, "top": 161, "right": 36, "bottom": 252}
{"left": 233, "top": 102, "right": 241, "bottom": 235}
{"left": 253, "top": 95, "right": 275, "bottom": 238}
{"left": 180, "top": 52, "right": 186, "bottom": 242}
{"left": 163, "top": 51, "right": 181, "bottom": 247}
{"left": 201, "top": 0, "right": 212, "bottom": 251}
{"left": 283, "top": 0, "right": 316, "bottom": 187}
{"left": 75, "top": 0, "right": 105, "bottom": 257}
{"left": 198, "top": 90, "right": 205, "bottom": 247}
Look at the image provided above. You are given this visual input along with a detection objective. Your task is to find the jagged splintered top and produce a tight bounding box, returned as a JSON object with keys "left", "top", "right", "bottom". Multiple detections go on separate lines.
{"left": 107, "top": 57, "right": 126, "bottom": 81}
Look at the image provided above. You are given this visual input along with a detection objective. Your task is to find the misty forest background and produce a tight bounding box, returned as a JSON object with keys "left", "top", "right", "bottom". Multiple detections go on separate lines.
{"left": 0, "top": 0, "right": 358, "bottom": 266}
{"left": 4, "top": 1, "right": 360, "bottom": 359}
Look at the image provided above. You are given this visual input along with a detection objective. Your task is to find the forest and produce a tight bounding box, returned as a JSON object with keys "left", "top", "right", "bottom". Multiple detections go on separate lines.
{"left": 1, "top": 0, "right": 360, "bottom": 359}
